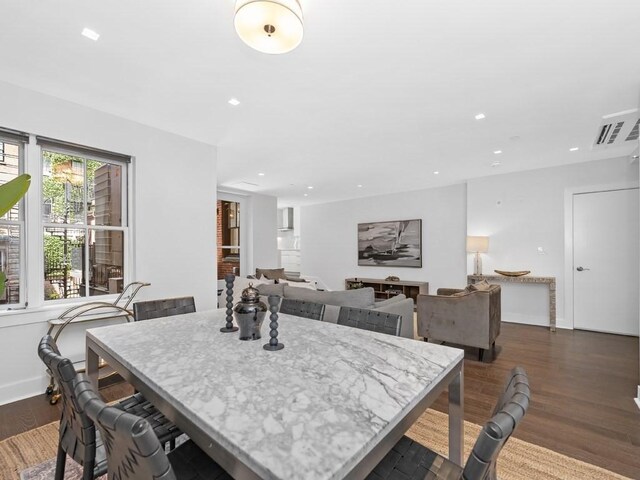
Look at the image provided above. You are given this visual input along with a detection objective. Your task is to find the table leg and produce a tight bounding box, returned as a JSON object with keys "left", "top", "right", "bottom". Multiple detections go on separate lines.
{"left": 86, "top": 342, "right": 99, "bottom": 389}
{"left": 448, "top": 364, "right": 464, "bottom": 466}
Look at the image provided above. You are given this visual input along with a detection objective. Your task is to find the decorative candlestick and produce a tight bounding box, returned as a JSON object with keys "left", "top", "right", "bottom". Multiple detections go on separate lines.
{"left": 263, "top": 295, "right": 284, "bottom": 351}
{"left": 220, "top": 274, "right": 238, "bottom": 332}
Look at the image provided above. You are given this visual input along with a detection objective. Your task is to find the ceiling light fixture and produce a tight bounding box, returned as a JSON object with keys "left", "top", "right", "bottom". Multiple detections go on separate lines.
{"left": 357, "top": 184, "right": 363, "bottom": 188}
{"left": 493, "top": 150, "right": 502, "bottom": 155}
{"left": 569, "top": 147, "right": 579, "bottom": 152}
{"left": 228, "top": 98, "right": 240, "bottom": 106}
{"left": 258, "top": 172, "right": 265, "bottom": 176}
{"left": 475, "top": 113, "right": 486, "bottom": 120}
{"left": 234, "top": 0, "right": 303, "bottom": 54}
{"left": 81, "top": 28, "right": 100, "bottom": 41}
{"left": 433, "top": 171, "right": 440, "bottom": 175}
{"left": 307, "top": 186, "right": 313, "bottom": 189}
{"left": 303, "top": 193, "right": 308, "bottom": 197}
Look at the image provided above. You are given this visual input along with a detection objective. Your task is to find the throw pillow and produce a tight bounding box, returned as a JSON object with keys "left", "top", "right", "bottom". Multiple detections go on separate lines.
{"left": 255, "top": 268, "right": 287, "bottom": 281}
{"left": 286, "top": 280, "right": 317, "bottom": 290}
{"left": 468, "top": 279, "right": 492, "bottom": 291}
{"left": 230, "top": 276, "right": 273, "bottom": 306}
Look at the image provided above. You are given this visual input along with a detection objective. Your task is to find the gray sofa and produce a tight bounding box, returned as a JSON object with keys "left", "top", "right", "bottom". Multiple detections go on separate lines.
{"left": 256, "top": 284, "right": 415, "bottom": 339}
{"left": 416, "top": 284, "right": 501, "bottom": 361}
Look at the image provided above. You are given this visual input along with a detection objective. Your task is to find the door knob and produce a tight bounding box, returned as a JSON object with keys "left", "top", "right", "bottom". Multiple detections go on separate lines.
{"left": 576, "top": 266, "right": 590, "bottom": 271}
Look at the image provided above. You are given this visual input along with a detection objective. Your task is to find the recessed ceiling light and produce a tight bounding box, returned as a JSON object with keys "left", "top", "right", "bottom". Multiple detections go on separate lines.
{"left": 433, "top": 171, "right": 440, "bottom": 175}
{"left": 307, "top": 186, "right": 313, "bottom": 189}
{"left": 81, "top": 28, "right": 100, "bottom": 41}
{"left": 228, "top": 98, "right": 240, "bottom": 106}
{"left": 569, "top": 147, "right": 579, "bottom": 152}
{"left": 357, "top": 184, "right": 363, "bottom": 188}
{"left": 258, "top": 172, "right": 265, "bottom": 176}
{"left": 303, "top": 193, "right": 308, "bottom": 197}
{"left": 493, "top": 150, "right": 502, "bottom": 155}
{"left": 475, "top": 113, "right": 486, "bottom": 120}
{"left": 491, "top": 161, "right": 501, "bottom": 167}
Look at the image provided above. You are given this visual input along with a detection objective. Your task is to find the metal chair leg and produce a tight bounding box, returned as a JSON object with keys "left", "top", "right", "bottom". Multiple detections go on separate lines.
{"left": 54, "top": 444, "right": 66, "bottom": 480}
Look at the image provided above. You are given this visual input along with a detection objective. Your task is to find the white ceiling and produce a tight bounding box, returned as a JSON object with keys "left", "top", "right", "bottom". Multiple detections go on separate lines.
{"left": 1, "top": 0, "right": 639, "bottom": 206}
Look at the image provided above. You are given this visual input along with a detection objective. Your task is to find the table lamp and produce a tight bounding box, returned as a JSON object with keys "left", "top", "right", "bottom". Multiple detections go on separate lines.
{"left": 466, "top": 236, "right": 489, "bottom": 275}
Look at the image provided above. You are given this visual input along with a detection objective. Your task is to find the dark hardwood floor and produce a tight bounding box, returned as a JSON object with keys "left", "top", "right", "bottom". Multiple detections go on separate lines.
{"left": 432, "top": 323, "right": 640, "bottom": 479}
{"left": 1, "top": 323, "right": 638, "bottom": 478}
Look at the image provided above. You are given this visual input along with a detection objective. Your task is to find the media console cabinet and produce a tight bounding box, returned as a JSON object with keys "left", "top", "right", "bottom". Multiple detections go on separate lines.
{"left": 345, "top": 277, "right": 429, "bottom": 306}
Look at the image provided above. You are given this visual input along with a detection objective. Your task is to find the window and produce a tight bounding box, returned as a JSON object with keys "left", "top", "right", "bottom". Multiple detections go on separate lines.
{"left": 42, "top": 149, "right": 127, "bottom": 300}
{"left": 0, "top": 138, "right": 24, "bottom": 306}
{"left": 217, "top": 200, "right": 241, "bottom": 279}
{"left": 0, "top": 128, "right": 131, "bottom": 312}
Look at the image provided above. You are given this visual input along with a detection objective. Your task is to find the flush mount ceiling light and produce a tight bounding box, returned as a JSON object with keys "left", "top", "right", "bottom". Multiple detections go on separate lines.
{"left": 234, "top": 0, "right": 303, "bottom": 54}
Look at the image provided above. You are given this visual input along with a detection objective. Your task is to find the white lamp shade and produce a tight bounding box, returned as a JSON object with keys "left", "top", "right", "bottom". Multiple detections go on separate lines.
{"left": 234, "top": 0, "right": 304, "bottom": 54}
{"left": 466, "top": 236, "right": 489, "bottom": 253}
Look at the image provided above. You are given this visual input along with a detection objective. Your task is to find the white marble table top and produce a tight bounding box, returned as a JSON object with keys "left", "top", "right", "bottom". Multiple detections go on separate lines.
{"left": 87, "top": 310, "right": 463, "bottom": 480}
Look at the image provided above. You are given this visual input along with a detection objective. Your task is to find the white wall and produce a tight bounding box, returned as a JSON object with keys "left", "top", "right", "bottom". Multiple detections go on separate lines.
{"left": 468, "top": 156, "right": 639, "bottom": 329}
{"left": 0, "top": 81, "right": 218, "bottom": 405}
{"left": 301, "top": 184, "right": 467, "bottom": 292}
{"left": 300, "top": 157, "right": 638, "bottom": 333}
{"left": 246, "top": 193, "right": 278, "bottom": 273}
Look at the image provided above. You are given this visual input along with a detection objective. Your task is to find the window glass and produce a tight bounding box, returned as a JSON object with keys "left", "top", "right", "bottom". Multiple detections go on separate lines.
{"left": 0, "top": 140, "right": 23, "bottom": 306}
{"left": 42, "top": 151, "right": 85, "bottom": 225}
{"left": 217, "top": 200, "right": 241, "bottom": 279}
{"left": 0, "top": 225, "right": 21, "bottom": 305}
{"left": 42, "top": 149, "right": 127, "bottom": 300}
{"left": 43, "top": 227, "right": 85, "bottom": 300}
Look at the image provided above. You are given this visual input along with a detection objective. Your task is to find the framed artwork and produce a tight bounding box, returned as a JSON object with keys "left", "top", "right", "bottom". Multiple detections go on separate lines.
{"left": 357, "top": 219, "right": 422, "bottom": 267}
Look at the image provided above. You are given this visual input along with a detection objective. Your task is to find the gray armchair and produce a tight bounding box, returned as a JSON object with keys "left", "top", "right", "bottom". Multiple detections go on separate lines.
{"left": 417, "top": 284, "right": 501, "bottom": 361}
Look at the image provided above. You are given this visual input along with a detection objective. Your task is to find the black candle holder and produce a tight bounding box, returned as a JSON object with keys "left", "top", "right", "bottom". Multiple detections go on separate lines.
{"left": 220, "top": 273, "right": 238, "bottom": 332}
{"left": 263, "top": 295, "right": 284, "bottom": 351}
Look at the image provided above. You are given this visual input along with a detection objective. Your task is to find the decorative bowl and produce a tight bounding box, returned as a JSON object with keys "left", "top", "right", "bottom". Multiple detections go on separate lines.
{"left": 494, "top": 270, "right": 531, "bottom": 277}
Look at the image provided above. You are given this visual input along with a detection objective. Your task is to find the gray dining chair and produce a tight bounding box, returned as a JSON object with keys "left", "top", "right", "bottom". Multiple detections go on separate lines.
{"left": 133, "top": 296, "right": 196, "bottom": 321}
{"left": 366, "top": 366, "right": 530, "bottom": 480}
{"left": 337, "top": 307, "right": 402, "bottom": 337}
{"left": 279, "top": 298, "right": 326, "bottom": 321}
{"left": 73, "top": 373, "right": 232, "bottom": 480}
{"left": 38, "top": 335, "right": 181, "bottom": 480}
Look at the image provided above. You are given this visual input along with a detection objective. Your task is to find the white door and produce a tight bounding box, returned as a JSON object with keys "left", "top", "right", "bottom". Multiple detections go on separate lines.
{"left": 573, "top": 188, "right": 639, "bottom": 335}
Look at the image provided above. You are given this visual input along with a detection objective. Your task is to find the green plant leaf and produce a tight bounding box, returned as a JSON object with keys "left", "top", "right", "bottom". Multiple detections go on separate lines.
{"left": 0, "top": 174, "right": 31, "bottom": 217}
{"left": 0, "top": 271, "right": 5, "bottom": 299}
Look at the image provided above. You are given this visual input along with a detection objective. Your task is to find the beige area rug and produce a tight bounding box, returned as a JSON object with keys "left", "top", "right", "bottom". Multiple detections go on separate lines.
{"left": 1, "top": 410, "right": 630, "bottom": 480}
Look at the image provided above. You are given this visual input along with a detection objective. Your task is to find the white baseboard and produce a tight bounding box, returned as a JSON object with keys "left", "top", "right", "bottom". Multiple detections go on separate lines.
{"left": 0, "top": 374, "right": 48, "bottom": 406}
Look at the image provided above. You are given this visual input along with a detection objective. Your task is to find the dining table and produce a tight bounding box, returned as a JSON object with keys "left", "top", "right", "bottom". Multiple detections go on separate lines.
{"left": 86, "top": 309, "right": 464, "bottom": 480}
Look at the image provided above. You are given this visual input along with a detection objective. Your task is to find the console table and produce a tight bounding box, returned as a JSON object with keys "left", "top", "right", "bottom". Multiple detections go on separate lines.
{"left": 467, "top": 274, "right": 557, "bottom": 332}
{"left": 345, "top": 277, "right": 429, "bottom": 306}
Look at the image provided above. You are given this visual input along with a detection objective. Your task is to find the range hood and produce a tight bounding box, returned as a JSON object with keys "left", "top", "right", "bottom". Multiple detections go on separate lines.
{"left": 278, "top": 207, "right": 294, "bottom": 231}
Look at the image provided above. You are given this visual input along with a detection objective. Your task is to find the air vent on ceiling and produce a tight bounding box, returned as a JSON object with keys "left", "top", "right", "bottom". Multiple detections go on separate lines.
{"left": 625, "top": 118, "right": 640, "bottom": 142}
{"left": 593, "top": 109, "right": 639, "bottom": 149}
